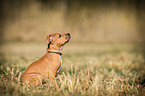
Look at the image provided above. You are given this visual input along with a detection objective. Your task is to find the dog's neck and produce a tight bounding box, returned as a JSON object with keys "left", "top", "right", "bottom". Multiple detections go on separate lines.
{"left": 47, "top": 44, "right": 63, "bottom": 55}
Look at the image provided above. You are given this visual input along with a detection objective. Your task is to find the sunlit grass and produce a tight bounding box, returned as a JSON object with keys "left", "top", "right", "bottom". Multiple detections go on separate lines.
{"left": 0, "top": 42, "right": 144, "bottom": 96}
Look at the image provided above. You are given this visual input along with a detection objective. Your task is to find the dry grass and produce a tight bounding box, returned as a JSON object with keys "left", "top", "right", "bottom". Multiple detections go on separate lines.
{"left": 1, "top": 1, "right": 145, "bottom": 95}
{"left": 0, "top": 42, "right": 145, "bottom": 96}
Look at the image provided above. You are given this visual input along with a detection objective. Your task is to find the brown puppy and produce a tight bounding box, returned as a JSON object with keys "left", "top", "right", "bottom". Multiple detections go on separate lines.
{"left": 20, "top": 32, "right": 71, "bottom": 86}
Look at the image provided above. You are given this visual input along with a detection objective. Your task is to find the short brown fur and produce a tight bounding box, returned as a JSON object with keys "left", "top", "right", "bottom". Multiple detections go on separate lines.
{"left": 20, "top": 32, "right": 71, "bottom": 86}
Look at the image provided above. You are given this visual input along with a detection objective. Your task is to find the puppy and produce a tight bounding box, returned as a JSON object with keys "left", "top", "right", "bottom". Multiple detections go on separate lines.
{"left": 20, "top": 32, "right": 71, "bottom": 86}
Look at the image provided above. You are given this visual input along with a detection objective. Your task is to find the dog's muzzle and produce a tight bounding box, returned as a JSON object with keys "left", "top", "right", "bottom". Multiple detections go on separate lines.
{"left": 66, "top": 33, "right": 70, "bottom": 36}
{"left": 65, "top": 33, "right": 71, "bottom": 43}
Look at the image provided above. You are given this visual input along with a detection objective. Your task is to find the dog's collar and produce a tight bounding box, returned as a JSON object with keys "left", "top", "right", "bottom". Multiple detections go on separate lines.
{"left": 47, "top": 51, "right": 62, "bottom": 56}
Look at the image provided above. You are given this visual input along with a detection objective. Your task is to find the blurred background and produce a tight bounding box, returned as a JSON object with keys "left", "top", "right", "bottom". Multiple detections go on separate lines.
{"left": 0, "top": 0, "right": 145, "bottom": 58}
{"left": 0, "top": 1, "right": 145, "bottom": 95}
{"left": 0, "top": 0, "right": 145, "bottom": 43}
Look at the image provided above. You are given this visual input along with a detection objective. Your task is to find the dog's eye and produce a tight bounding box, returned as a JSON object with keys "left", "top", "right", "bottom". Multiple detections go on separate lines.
{"left": 59, "top": 35, "right": 61, "bottom": 37}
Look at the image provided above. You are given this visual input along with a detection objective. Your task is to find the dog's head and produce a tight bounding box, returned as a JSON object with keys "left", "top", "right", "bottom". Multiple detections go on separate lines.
{"left": 47, "top": 32, "right": 71, "bottom": 49}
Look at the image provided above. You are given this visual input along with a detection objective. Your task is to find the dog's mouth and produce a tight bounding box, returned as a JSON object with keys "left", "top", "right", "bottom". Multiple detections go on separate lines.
{"left": 65, "top": 38, "right": 70, "bottom": 44}
{"left": 65, "top": 33, "right": 71, "bottom": 43}
{"left": 62, "top": 33, "right": 71, "bottom": 45}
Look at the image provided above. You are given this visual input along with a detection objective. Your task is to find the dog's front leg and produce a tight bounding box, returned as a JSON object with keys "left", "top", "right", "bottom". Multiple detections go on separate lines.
{"left": 48, "top": 70, "right": 59, "bottom": 90}
{"left": 48, "top": 70, "right": 56, "bottom": 83}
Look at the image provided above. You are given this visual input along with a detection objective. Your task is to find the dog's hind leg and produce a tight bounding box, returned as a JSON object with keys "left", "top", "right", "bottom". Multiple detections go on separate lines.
{"left": 29, "top": 77, "right": 42, "bottom": 86}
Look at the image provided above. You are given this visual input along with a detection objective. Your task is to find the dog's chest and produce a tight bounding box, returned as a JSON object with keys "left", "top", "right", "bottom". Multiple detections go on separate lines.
{"left": 57, "top": 56, "right": 62, "bottom": 73}
{"left": 46, "top": 54, "right": 62, "bottom": 71}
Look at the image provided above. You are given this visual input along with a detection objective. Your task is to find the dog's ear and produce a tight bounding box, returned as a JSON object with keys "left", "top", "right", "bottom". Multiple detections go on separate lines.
{"left": 46, "top": 35, "right": 52, "bottom": 44}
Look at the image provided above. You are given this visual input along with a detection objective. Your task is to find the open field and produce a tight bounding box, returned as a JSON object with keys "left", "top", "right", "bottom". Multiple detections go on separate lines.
{"left": 1, "top": 1, "right": 145, "bottom": 95}
{"left": 0, "top": 42, "right": 144, "bottom": 96}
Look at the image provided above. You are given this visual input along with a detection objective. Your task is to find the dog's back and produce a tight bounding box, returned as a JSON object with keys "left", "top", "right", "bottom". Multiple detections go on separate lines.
{"left": 20, "top": 32, "right": 71, "bottom": 86}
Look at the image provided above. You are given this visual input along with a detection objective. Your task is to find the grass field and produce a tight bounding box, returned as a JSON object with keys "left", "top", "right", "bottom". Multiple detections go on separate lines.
{"left": 0, "top": 42, "right": 145, "bottom": 96}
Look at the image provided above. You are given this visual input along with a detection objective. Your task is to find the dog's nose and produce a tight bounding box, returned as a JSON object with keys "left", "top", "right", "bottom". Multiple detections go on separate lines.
{"left": 66, "top": 33, "right": 70, "bottom": 36}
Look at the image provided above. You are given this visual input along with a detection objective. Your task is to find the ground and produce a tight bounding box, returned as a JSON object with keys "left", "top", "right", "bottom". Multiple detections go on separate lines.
{"left": 0, "top": 42, "right": 144, "bottom": 96}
